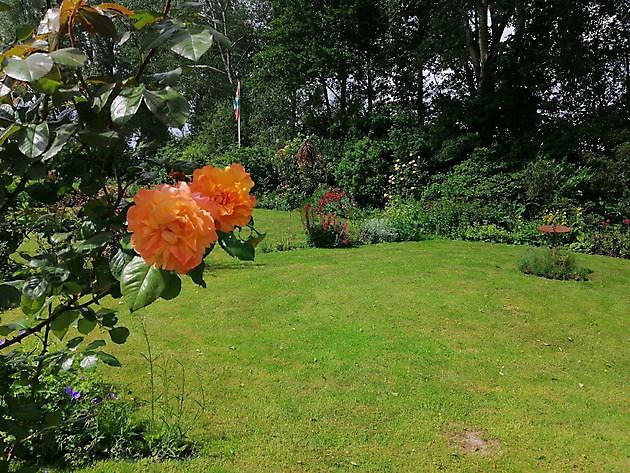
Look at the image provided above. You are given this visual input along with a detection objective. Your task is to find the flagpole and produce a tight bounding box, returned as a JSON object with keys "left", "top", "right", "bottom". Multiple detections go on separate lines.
{"left": 236, "top": 80, "right": 241, "bottom": 148}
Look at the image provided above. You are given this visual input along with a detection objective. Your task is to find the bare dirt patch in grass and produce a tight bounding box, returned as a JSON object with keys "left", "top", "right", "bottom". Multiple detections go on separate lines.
{"left": 447, "top": 429, "right": 502, "bottom": 455}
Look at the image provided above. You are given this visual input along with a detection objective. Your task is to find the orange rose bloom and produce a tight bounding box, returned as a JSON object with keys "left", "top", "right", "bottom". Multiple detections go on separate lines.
{"left": 190, "top": 163, "right": 256, "bottom": 232}
{"left": 127, "top": 183, "right": 217, "bottom": 273}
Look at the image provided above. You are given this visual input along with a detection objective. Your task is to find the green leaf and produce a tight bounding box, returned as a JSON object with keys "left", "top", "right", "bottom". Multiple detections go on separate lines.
{"left": 0, "top": 2, "right": 12, "bottom": 12}
{"left": 62, "top": 281, "right": 83, "bottom": 294}
{"left": 217, "top": 231, "right": 256, "bottom": 261}
{"left": 51, "top": 232, "right": 72, "bottom": 244}
{"left": 77, "top": 317, "right": 96, "bottom": 335}
{"left": 132, "top": 11, "right": 160, "bottom": 30}
{"left": 98, "top": 310, "right": 118, "bottom": 327}
{"left": 170, "top": 27, "right": 214, "bottom": 61}
{"left": 4, "top": 53, "right": 54, "bottom": 82}
{"left": 143, "top": 23, "right": 180, "bottom": 50}
{"left": 78, "top": 130, "right": 118, "bottom": 147}
{"left": 51, "top": 310, "right": 79, "bottom": 341}
{"left": 42, "top": 124, "right": 77, "bottom": 161}
{"left": 187, "top": 261, "right": 206, "bottom": 288}
{"left": 97, "top": 351, "right": 122, "bottom": 367}
{"left": 66, "top": 337, "right": 84, "bottom": 349}
{"left": 110, "top": 248, "right": 134, "bottom": 281}
{"left": 160, "top": 271, "right": 181, "bottom": 300}
{"left": 80, "top": 354, "right": 98, "bottom": 369}
{"left": 0, "top": 123, "right": 22, "bottom": 147}
{"left": 150, "top": 67, "right": 183, "bottom": 86}
{"left": 86, "top": 339, "right": 106, "bottom": 350}
{"left": 33, "top": 77, "right": 63, "bottom": 95}
{"left": 49, "top": 48, "right": 88, "bottom": 67}
{"left": 20, "top": 294, "right": 44, "bottom": 316}
{"left": 15, "top": 23, "right": 34, "bottom": 41}
{"left": 22, "top": 276, "right": 48, "bottom": 299}
{"left": 75, "top": 231, "right": 113, "bottom": 252}
{"left": 0, "top": 325, "right": 13, "bottom": 336}
{"left": 0, "top": 285, "right": 20, "bottom": 310}
{"left": 143, "top": 87, "right": 189, "bottom": 127}
{"left": 60, "top": 355, "right": 75, "bottom": 370}
{"left": 78, "top": 9, "right": 117, "bottom": 38}
{"left": 111, "top": 85, "right": 145, "bottom": 125}
{"left": 18, "top": 123, "right": 49, "bottom": 158}
{"left": 120, "top": 256, "right": 167, "bottom": 312}
{"left": 28, "top": 254, "right": 55, "bottom": 268}
{"left": 109, "top": 326, "right": 129, "bottom": 344}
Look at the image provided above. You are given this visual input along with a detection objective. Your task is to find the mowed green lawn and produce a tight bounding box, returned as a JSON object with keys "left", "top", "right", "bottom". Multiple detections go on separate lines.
{"left": 16, "top": 210, "right": 628, "bottom": 472}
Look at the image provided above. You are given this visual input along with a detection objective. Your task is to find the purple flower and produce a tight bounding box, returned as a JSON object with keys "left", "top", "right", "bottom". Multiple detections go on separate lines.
{"left": 91, "top": 396, "right": 102, "bottom": 405}
{"left": 18, "top": 329, "right": 25, "bottom": 335}
{"left": 0, "top": 339, "right": 5, "bottom": 346}
{"left": 108, "top": 392, "right": 117, "bottom": 400}
{"left": 64, "top": 387, "right": 81, "bottom": 401}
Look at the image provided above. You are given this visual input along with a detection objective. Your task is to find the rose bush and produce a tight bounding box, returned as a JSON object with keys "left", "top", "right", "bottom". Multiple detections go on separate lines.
{"left": 0, "top": 1, "right": 263, "bottom": 469}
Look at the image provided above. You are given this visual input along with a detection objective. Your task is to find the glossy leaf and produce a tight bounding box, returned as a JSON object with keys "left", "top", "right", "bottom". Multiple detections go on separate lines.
{"left": 111, "top": 85, "right": 145, "bottom": 125}
{"left": 60, "top": 356, "right": 74, "bottom": 371}
{"left": 86, "top": 339, "right": 106, "bottom": 350}
{"left": 217, "top": 231, "right": 257, "bottom": 261}
{"left": 4, "top": 53, "right": 54, "bottom": 82}
{"left": 97, "top": 351, "right": 121, "bottom": 367}
{"left": 170, "top": 27, "right": 213, "bottom": 61}
{"left": 49, "top": 48, "right": 88, "bottom": 67}
{"left": 132, "top": 10, "right": 160, "bottom": 29}
{"left": 109, "top": 326, "right": 129, "bottom": 344}
{"left": 77, "top": 317, "right": 96, "bottom": 335}
{"left": 150, "top": 67, "right": 183, "bottom": 86}
{"left": 34, "top": 77, "right": 63, "bottom": 94}
{"left": 120, "top": 256, "right": 166, "bottom": 312}
{"left": 66, "top": 336, "right": 84, "bottom": 349}
{"left": 160, "top": 272, "right": 181, "bottom": 300}
{"left": 0, "top": 123, "right": 22, "bottom": 146}
{"left": 42, "top": 124, "right": 77, "bottom": 161}
{"left": 0, "top": 285, "right": 20, "bottom": 310}
{"left": 110, "top": 248, "right": 134, "bottom": 281}
{"left": 51, "top": 310, "right": 79, "bottom": 341}
{"left": 74, "top": 231, "right": 113, "bottom": 252}
{"left": 20, "top": 294, "right": 45, "bottom": 316}
{"left": 80, "top": 354, "right": 98, "bottom": 369}
{"left": 77, "top": 8, "right": 117, "bottom": 38}
{"left": 18, "top": 123, "right": 50, "bottom": 158}
{"left": 143, "top": 87, "right": 189, "bottom": 127}
{"left": 22, "top": 276, "right": 48, "bottom": 300}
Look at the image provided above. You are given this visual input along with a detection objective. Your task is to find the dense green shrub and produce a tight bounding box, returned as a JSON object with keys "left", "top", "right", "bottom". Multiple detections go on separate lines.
{"left": 584, "top": 142, "right": 630, "bottom": 218}
{"left": 462, "top": 223, "right": 512, "bottom": 243}
{"left": 577, "top": 223, "right": 630, "bottom": 258}
{"left": 266, "top": 137, "right": 328, "bottom": 209}
{"left": 385, "top": 199, "right": 426, "bottom": 241}
{"left": 336, "top": 137, "right": 390, "bottom": 208}
{"left": 519, "top": 248, "right": 591, "bottom": 281}
{"left": 521, "top": 156, "right": 593, "bottom": 217}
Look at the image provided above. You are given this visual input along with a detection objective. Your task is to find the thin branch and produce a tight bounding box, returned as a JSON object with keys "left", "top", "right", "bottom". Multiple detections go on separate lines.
{"left": 0, "top": 293, "right": 108, "bottom": 351}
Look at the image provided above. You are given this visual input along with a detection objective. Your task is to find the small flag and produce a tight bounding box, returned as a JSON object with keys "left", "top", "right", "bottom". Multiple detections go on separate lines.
{"left": 233, "top": 80, "right": 240, "bottom": 121}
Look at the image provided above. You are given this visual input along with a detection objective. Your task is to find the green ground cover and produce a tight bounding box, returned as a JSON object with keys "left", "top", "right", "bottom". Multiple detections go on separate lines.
{"left": 43, "top": 227, "right": 628, "bottom": 472}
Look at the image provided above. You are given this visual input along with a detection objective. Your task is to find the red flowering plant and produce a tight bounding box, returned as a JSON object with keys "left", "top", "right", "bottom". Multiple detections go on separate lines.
{"left": 301, "top": 189, "right": 354, "bottom": 248}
